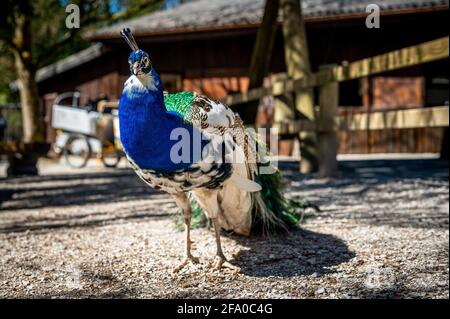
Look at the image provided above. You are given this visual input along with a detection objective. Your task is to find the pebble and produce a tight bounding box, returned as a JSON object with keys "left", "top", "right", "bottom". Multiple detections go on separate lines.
{"left": 315, "top": 287, "right": 325, "bottom": 294}
{"left": 0, "top": 161, "right": 447, "bottom": 298}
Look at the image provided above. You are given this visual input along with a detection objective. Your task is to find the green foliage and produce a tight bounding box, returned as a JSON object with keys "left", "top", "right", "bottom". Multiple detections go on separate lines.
{"left": 0, "top": 50, "right": 18, "bottom": 104}
{"left": 173, "top": 194, "right": 208, "bottom": 231}
{"left": 0, "top": 107, "right": 23, "bottom": 141}
{"left": 29, "top": 0, "right": 163, "bottom": 68}
{"left": 0, "top": 0, "right": 165, "bottom": 104}
{"left": 190, "top": 198, "right": 208, "bottom": 228}
{"left": 173, "top": 198, "right": 209, "bottom": 231}
{"left": 31, "top": 1, "right": 89, "bottom": 67}
{"left": 0, "top": 0, "right": 168, "bottom": 145}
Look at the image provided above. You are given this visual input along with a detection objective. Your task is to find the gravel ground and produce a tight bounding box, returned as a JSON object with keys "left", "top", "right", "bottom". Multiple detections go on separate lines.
{"left": 0, "top": 157, "right": 448, "bottom": 299}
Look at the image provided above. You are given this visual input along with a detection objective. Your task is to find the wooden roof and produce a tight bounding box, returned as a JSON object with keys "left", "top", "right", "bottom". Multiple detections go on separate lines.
{"left": 10, "top": 44, "right": 108, "bottom": 90}
{"left": 86, "top": 0, "right": 449, "bottom": 40}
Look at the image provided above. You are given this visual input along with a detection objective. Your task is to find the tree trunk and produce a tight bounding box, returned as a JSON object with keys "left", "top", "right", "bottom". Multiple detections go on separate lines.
{"left": 13, "top": 10, "right": 45, "bottom": 144}
{"left": 10, "top": 54, "right": 44, "bottom": 175}
{"left": 233, "top": 0, "right": 280, "bottom": 124}
{"left": 14, "top": 54, "right": 45, "bottom": 144}
{"left": 7, "top": 8, "right": 45, "bottom": 176}
{"left": 280, "top": 0, "right": 318, "bottom": 173}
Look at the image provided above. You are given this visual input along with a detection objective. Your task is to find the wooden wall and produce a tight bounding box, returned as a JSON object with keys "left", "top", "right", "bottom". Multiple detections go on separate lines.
{"left": 343, "top": 128, "right": 446, "bottom": 154}
{"left": 38, "top": 50, "right": 128, "bottom": 103}
{"left": 37, "top": 9, "right": 449, "bottom": 154}
{"left": 182, "top": 77, "right": 249, "bottom": 100}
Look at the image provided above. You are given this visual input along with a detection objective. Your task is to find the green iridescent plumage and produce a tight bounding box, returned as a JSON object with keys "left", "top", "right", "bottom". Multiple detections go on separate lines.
{"left": 164, "top": 92, "right": 196, "bottom": 123}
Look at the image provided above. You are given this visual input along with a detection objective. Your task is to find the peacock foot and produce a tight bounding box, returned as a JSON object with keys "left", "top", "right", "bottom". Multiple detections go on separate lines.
{"left": 172, "top": 255, "right": 200, "bottom": 273}
{"left": 211, "top": 255, "right": 240, "bottom": 273}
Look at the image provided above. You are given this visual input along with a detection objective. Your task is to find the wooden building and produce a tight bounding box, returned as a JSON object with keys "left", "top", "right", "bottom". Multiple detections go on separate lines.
{"left": 31, "top": 0, "right": 449, "bottom": 154}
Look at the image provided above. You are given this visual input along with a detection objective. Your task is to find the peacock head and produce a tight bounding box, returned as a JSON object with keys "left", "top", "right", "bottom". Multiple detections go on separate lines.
{"left": 120, "top": 28, "right": 152, "bottom": 76}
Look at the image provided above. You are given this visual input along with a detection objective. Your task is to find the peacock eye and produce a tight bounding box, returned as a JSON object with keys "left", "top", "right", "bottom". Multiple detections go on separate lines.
{"left": 141, "top": 57, "right": 149, "bottom": 66}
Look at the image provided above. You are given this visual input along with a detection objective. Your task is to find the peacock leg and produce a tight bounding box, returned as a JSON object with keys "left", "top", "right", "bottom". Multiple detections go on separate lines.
{"left": 211, "top": 217, "right": 240, "bottom": 272}
{"left": 172, "top": 193, "right": 199, "bottom": 273}
{"left": 193, "top": 189, "right": 240, "bottom": 272}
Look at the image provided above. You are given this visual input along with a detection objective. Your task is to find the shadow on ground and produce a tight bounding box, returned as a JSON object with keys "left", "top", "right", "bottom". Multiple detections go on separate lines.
{"left": 282, "top": 158, "right": 449, "bottom": 230}
{"left": 0, "top": 169, "right": 161, "bottom": 211}
{"left": 1, "top": 159, "right": 448, "bottom": 231}
{"left": 231, "top": 228, "right": 355, "bottom": 277}
{"left": 2, "top": 159, "right": 447, "bottom": 209}
{"left": 280, "top": 158, "right": 449, "bottom": 181}
{"left": 0, "top": 210, "right": 174, "bottom": 234}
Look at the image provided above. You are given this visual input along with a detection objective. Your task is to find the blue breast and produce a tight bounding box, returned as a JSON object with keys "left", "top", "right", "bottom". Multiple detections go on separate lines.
{"left": 118, "top": 70, "right": 208, "bottom": 173}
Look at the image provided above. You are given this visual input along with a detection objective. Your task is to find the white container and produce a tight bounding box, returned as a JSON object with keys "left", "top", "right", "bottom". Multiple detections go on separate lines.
{"left": 111, "top": 109, "right": 122, "bottom": 150}
{"left": 52, "top": 104, "right": 100, "bottom": 136}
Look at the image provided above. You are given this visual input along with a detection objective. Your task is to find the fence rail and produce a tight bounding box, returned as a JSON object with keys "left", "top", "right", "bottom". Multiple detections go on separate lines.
{"left": 226, "top": 36, "right": 449, "bottom": 177}
{"left": 335, "top": 106, "right": 449, "bottom": 131}
{"left": 262, "top": 106, "right": 449, "bottom": 135}
{"left": 225, "top": 36, "right": 449, "bottom": 106}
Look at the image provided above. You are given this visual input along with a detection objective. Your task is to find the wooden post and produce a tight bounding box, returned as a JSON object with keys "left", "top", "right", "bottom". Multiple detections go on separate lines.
{"left": 280, "top": 0, "right": 318, "bottom": 173}
{"left": 273, "top": 73, "right": 295, "bottom": 155}
{"left": 238, "top": 0, "right": 279, "bottom": 124}
{"left": 441, "top": 127, "right": 449, "bottom": 160}
{"left": 43, "top": 92, "right": 58, "bottom": 145}
{"left": 317, "top": 64, "right": 338, "bottom": 178}
{"left": 248, "top": 0, "right": 279, "bottom": 90}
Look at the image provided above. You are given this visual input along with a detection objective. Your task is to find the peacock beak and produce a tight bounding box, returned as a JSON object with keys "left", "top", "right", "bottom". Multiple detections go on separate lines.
{"left": 132, "top": 62, "right": 140, "bottom": 75}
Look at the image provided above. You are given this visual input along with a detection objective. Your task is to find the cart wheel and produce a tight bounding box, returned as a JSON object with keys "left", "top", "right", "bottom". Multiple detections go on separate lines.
{"left": 64, "top": 134, "right": 91, "bottom": 168}
{"left": 101, "top": 145, "right": 122, "bottom": 168}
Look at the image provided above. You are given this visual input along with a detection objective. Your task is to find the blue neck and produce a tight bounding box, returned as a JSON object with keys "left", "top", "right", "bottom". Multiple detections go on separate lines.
{"left": 118, "top": 69, "right": 197, "bottom": 172}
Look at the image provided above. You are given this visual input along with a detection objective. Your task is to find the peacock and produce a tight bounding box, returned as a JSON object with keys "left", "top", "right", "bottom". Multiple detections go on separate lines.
{"left": 118, "top": 28, "right": 314, "bottom": 272}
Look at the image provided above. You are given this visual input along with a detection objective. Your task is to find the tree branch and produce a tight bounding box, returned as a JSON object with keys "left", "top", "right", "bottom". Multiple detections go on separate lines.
{"left": 36, "top": 28, "right": 80, "bottom": 68}
{"left": 0, "top": 32, "right": 20, "bottom": 54}
{"left": 36, "top": 0, "right": 163, "bottom": 68}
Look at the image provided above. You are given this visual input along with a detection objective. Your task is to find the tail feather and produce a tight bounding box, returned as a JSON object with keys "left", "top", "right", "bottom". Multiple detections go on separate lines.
{"left": 184, "top": 122, "right": 319, "bottom": 234}
{"left": 251, "top": 168, "right": 318, "bottom": 235}
{"left": 230, "top": 173, "right": 262, "bottom": 192}
{"left": 186, "top": 167, "right": 318, "bottom": 234}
